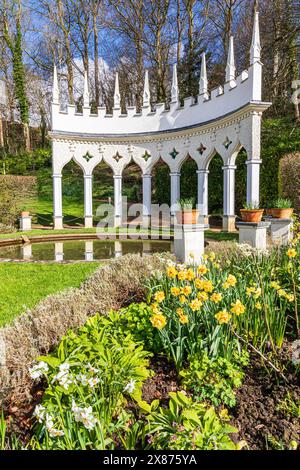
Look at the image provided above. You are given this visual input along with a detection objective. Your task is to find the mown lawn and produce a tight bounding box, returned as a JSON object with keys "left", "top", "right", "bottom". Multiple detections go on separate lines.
{"left": 0, "top": 262, "right": 99, "bottom": 327}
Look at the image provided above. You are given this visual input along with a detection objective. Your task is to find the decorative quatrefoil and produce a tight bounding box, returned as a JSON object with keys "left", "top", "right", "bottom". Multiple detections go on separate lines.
{"left": 113, "top": 152, "right": 123, "bottom": 162}
{"left": 197, "top": 143, "right": 207, "bottom": 155}
{"left": 170, "top": 148, "right": 179, "bottom": 159}
{"left": 223, "top": 137, "right": 233, "bottom": 150}
{"left": 142, "top": 151, "right": 151, "bottom": 162}
{"left": 83, "top": 151, "right": 94, "bottom": 162}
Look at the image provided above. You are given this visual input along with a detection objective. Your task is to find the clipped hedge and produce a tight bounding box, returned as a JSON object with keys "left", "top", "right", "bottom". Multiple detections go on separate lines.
{"left": 0, "top": 175, "right": 37, "bottom": 226}
{"left": 279, "top": 152, "right": 300, "bottom": 213}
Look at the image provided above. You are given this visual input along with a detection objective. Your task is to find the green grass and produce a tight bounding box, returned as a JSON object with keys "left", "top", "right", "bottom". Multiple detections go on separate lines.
{"left": 205, "top": 231, "right": 238, "bottom": 241}
{"left": 0, "top": 262, "right": 99, "bottom": 326}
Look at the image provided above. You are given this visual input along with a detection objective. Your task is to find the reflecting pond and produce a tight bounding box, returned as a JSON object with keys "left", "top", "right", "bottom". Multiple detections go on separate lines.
{"left": 0, "top": 239, "right": 173, "bottom": 262}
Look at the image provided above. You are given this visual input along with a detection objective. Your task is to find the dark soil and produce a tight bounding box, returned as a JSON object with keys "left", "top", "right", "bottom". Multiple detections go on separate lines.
{"left": 231, "top": 347, "right": 300, "bottom": 450}
{"left": 142, "top": 356, "right": 181, "bottom": 406}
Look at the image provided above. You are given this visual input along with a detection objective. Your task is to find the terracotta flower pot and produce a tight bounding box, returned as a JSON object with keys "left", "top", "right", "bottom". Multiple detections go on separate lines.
{"left": 240, "top": 209, "right": 264, "bottom": 223}
{"left": 265, "top": 209, "right": 273, "bottom": 217}
{"left": 176, "top": 209, "right": 200, "bottom": 224}
{"left": 21, "top": 211, "right": 30, "bottom": 217}
{"left": 271, "top": 208, "right": 294, "bottom": 219}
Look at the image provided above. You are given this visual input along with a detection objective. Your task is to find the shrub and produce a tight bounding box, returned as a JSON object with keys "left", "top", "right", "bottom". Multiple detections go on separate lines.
{"left": 118, "top": 303, "right": 162, "bottom": 353}
{"left": 145, "top": 391, "right": 239, "bottom": 450}
{"left": 180, "top": 352, "right": 248, "bottom": 408}
{"left": 0, "top": 175, "right": 37, "bottom": 226}
{"left": 279, "top": 152, "right": 300, "bottom": 213}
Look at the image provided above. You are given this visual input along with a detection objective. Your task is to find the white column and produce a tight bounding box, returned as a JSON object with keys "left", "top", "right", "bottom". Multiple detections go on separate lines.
{"left": 84, "top": 175, "right": 93, "bottom": 228}
{"left": 114, "top": 175, "right": 123, "bottom": 226}
{"left": 223, "top": 165, "right": 236, "bottom": 232}
{"left": 85, "top": 241, "right": 94, "bottom": 261}
{"left": 170, "top": 172, "right": 180, "bottom": 216}
{"left": 53, "top": 174, "right": 63, "bottom": 230}
{"left": 246, "top": 160, "right": 262, "bottom": 206}
{"left": 197, "top": 170, "right": 209, "bottom": 218}
{"left": 142, "top": 174, "right": 152, "bottom": 227}
{"left": 54, "top": 242, "right": 64, "bottom": 262}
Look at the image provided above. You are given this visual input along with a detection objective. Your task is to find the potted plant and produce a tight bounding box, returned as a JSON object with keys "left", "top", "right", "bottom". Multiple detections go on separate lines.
{"left": 240, "top": 202, "right": 264, "bottom": 223}
{"left": 176, "top": 197, "right": 200, "bottom": 224}
{"left": 272, "top": 198, "right": 294, "bottom": 219}
{"left": 20, "top": 207, "right": 30, "bottom": 217}
{"left": 265, "top": 201, "right": 273, "bottom": 217}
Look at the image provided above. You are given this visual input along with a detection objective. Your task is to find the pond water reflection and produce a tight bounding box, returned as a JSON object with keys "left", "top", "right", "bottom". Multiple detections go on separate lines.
{"left": 0, "top": 239, "right": 173, "bottom": 262}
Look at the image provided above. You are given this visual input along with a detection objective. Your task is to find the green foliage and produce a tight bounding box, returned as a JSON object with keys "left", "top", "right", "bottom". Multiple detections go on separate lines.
{"left": 146, "top": 391, "right": 238, "bottom": 450}
{"left": 279, "top": 152, "right": 300, "bottom": 213}
{"left": 118, "top": 302, "right": 162, "bottom": 353}
{"left": 243, "top": 202, "right": 260, "bottom": 210}
{"left": 180, "top": 352, "right": 248, "bottom": 408}
{"left": 276, "top": 393, "right": 300, "bottom": 418}
{"left": 30, "top": 313, "right": 152, "bottom": 449}
{"left": 273, "top": 198, "right": 293, "bottom": 209}
{"left": 178, "top": 197, "right": 196, "bottom": 210}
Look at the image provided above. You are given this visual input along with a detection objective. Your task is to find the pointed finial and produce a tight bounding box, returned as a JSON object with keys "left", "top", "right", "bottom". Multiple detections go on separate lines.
{"left": 250, "top": 11, "right": 261, "bottom": 64}
{"left": 114, "top": 72, "right": 121, "bottom": 109}
{"left": 226, "top": 36, "right": 236, "bottom": 83}
{"left": 83, "top": 70, "right": 90, "bottom": 107}
{"left": 52, "top": 65, "right": 59, "bottom": 104}
{"left": 171, "top": 64, "right": 179, "bottom": 103}
{"left": 199, "top": 52, "right": 208, "bottom": 97}
{"left": 143, "top": 70, "right": 150, "bottom": 107}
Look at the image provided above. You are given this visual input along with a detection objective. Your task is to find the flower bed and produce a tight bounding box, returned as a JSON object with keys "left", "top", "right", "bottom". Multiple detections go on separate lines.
{"left": 1, "top": 236, "right": 300, "bottom": 450}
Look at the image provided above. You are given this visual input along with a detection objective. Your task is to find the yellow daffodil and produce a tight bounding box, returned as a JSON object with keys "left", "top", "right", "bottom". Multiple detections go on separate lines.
{"left": 154, "top": 291, "right": 165, "bottom": 303}
{"left": 176, "top": 308, "right": 184, "bottom": 316}
{"left": 177, "top": 270, "right": 187, "bottom": 281}
{"left": 166, "top": 266, "right": 177, "bottom": 279}
{"left": 186, "top": 268, "right": 195, "bottom": 281}
{"left": 189, "top": 298, "right": 202, "bottom": 312}
{"left": 287, "top": 248, "right": 297, "bottom": 259}
{"left": 286, "top": 293, "right": 295, "bottom": 302}
{"left": 219, "top": 409, "right": 230, "bottom": 421}
{"left": 246, "top": 287, "right": 256, "bottom": 297}
{"left": 270, "top": 281, "right": 281, "bottom": 290}
{"left": 150, "top": 313, "right": 167, "bottom": 330}
{"left": 255, "top": 302, "right": 262, "bottom": 310}
{"left": 209, "top": 252, "right": 216, "bottom": 262}
{"left": 198, "top": 265, "right": 208, "bottom": 276}
{"left": 215, "top": 310, "right": 232, "bottom": 324}
{"left": 213, "top": 262, "right": 220, "bottom": 269}
{"left": 179, "top": 315, "right": 189, "bottom": 325}
{"left": 210, "top": 292, "right": 223, "bottom": 303}
{"left": 227, "top": 274, "right": 237, "bottom": 286}
{"left": 223, "top": 281, "right": 230, "bottom": 290}
{"left": 151, "top": 303, "right": 161, "bottom": 315}
{"left": 203, "top": 280, "right": 214, "bottom": 293}
{"left": 231, "top": 300, "right": 246, "bottom": 316}
{"left": 195, "top": 278, "right": 205, "bottom": 290}
{"left": 171, "top": 286, "right": 181, "bottom": 297}
{"left": 182, "top": 285, "right": 192, "bottom": 296}
{"left": 179, "top": 295, "right": 187, "bottom": 304}
{"left": 278, "top": 289, "right": 287, "bottom": 298}
{"left": 197, "top": 291, "right": 208, "bottom": 302}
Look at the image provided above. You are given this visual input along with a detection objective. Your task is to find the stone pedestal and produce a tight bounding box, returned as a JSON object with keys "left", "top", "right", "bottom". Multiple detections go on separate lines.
{"left": 174, "top": 224, "right": 207, "bottom": 264}
{"left": 237, "top": 221, "right": 270, "bottom": 250}
{"left": 85, "top": 216, "right": 93, "bottom": 229}
{"left": 54, "top": 242, "right": 64, "bottom": 262}
{"left": 268, "top": 218, "right": 293, "bottom": 246}
{"left": 21, "top": 243, "right": 32, "bottom": 259}
{"left": 114, "top": 241, "right": 123, "bottom": 258}
{"left": 19, "top": 215, "right": 32, "bottom": 231}
{"left": 85, "top": 241, "right": 94, "bottom": 261}
{"left": 222, "top": 215, "right": 236, "bottom": 232}
{"left": 54, "top": 216, "right": 63, "bottom": 230}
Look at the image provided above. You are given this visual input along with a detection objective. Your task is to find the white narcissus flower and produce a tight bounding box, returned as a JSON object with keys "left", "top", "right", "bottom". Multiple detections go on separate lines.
{"left": 87, "top": 363, "right": 99, "bottom": 374}
{"left": 123, "top": 379, "right": 136, "bottom": 394}
{"left": 53, "top": 363, "right": 73, "bottom": 390}
{"left": 72, "top": 401, "right": 97, "bottom": 430}
{"left": 45, "top": 414, "right": 64, "bottom": 438}
{"left": 33, "top": 404, "right": 46, "bottom": 423}
{"left": 87, "top": 377, "right": 100, "bottom": 388}
{"left": 29, "top": 361, "right": 49, "bottom": 380}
